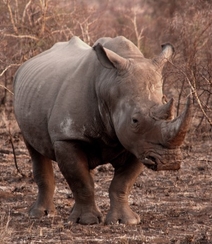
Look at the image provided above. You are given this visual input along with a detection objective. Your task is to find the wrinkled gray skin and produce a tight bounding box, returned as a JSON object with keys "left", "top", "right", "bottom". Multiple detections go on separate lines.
{"left": 14, "top": 36, "right": 192, "bottom": 225}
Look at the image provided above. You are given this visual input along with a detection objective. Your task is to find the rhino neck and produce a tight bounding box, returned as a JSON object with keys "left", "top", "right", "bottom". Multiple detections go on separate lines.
{"left": 95, "top": 68, "right": 119, "bottom": 143}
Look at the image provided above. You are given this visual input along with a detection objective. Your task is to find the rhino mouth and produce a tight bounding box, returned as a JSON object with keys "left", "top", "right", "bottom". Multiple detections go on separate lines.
{"left": 143, "top": 156, "right": 158, "bottom": 171}
{"left": 142, "top": 155, "right": 181, "bottom": 171}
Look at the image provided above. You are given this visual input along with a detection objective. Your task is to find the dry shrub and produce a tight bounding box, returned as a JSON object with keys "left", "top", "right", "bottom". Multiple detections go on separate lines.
{"left": 162, "top": 0, "right": 212, "bottom": 134}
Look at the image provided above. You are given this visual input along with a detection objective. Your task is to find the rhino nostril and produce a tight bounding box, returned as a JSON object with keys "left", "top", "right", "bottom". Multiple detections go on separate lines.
{"left": 143, "top": 157, "right": 158, "bottom": 171}
{"left": 131, "top": 117, "right": 139, "bottom": 126}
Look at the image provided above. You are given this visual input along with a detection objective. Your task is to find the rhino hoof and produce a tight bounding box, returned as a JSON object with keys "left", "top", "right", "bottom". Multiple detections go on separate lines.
{"left": 105, "top": 209, "right": 140, "bottom": 225}
{"left": 29, "top": 204, "right": 55, "bottom": 218}
{"left": 69, "top": 212, "right": 103, "bottom": 225}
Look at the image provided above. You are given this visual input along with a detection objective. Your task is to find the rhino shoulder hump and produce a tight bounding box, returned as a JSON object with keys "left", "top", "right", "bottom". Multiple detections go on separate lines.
{"left": 68, "top": 36, "right": 90, "bottom": 49}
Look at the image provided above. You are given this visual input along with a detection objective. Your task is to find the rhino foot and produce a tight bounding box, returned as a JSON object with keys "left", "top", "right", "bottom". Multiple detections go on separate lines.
{"left": 29, "top": 202, "right": 56, "bottom": 218}
{"left": 105, "top": 206, "right": 140, "bottom": 225}
{"left": 68, "top": 204, "right": 103, "bottom": 225}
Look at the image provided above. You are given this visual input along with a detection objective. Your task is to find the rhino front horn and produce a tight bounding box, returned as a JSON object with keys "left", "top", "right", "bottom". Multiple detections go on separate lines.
{"left": 152, "top": 43, "right": 175, "bottom": 71}
{"left": 163, "top": 96, "right": 192, "bottom": 148}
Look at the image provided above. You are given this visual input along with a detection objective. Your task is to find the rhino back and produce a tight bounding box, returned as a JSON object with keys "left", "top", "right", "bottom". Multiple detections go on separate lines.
{"left": 14, "top": 37, "right": 99, "bottom": 158}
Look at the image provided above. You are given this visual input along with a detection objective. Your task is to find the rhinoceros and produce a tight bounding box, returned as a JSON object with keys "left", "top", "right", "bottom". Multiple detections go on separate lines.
{"left": 13, "top": 36, "right": 191, "bottom": 225}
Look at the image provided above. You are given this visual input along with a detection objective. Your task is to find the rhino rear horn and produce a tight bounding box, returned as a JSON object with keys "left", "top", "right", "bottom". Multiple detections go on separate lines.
{"left": 93, "top": 43, "right": 128, "bottom": 70}
{"left": 163, "top": 96, "right": 192, "bottom": 148}
{"left": 152, "top": 43, "right": 175, "bottom": 71}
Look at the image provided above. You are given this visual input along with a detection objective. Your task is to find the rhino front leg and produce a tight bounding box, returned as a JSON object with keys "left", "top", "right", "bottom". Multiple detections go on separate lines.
{"left": 26, "top": 142, "right": 56, "bottom": 217}
{"left": 54, "top": 141, "right": 102, "bottom": 225}
{"left": 106, "top": 155, "right": 143, "bottom": 225}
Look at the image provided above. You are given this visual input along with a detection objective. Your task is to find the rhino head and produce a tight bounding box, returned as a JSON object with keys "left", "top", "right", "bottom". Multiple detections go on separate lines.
{"left": 94, "top": 41, "right": 192, "bottom": 171}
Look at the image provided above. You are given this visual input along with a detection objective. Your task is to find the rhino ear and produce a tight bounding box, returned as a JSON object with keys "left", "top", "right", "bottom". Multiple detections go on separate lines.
{"left": 152, "top": 43, "right": 175, "bottom": 71}
{"left": 93, "top": 43, "right": 128, "bottom": 70}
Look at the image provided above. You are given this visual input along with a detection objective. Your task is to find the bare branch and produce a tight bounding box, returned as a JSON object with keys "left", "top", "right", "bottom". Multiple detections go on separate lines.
{"left": 170, "top": 61, "right": 212, "bottom": 126}
{"left": 3, "top": 33, "right": 39, "bottom": 40}
{"left": 14, "top": 0, "right": 19, "bottom": 24}
{"left": 123, "top": 9, "right": 143, "bottom": 49}
{"left": 0, "top": 64, "right": 20, "bottom": 78}
{"left": 39, "top": 0, "right": 49, "bottom": 36}
{"left": 1, "top": 111, "right": 26, "bottom": 177}
{"left": 3, "top": 0, "right": 19, "bottom": 34}
{"left": 0, "top": 85, "right": 14, "bottom": 95}
{"left": 8, "top": 126, "right": 26, "bottom": 177}
{"left": 22, "top": 0, "right": 32, "bottom": 24}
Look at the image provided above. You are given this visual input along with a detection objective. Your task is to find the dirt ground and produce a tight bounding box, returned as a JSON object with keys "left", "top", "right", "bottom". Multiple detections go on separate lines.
{"left": 0, "top": 114, "right": 212, "bottom": 244}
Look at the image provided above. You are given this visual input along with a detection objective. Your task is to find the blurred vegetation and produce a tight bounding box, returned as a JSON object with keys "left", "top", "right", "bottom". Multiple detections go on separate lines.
{"left": 0, "top": 0, "right": 212, "bottom": 135}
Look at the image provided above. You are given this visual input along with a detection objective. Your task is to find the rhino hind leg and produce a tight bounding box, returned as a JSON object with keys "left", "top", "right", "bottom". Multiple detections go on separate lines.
{"left": 106, "top": 156, "right": 143, "bottom": 225}
{"left": 54, "top": 141, "right": 102, "bottom": 225}
{"left": 25, "top": 141, "right": 56, "bottom": 218}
